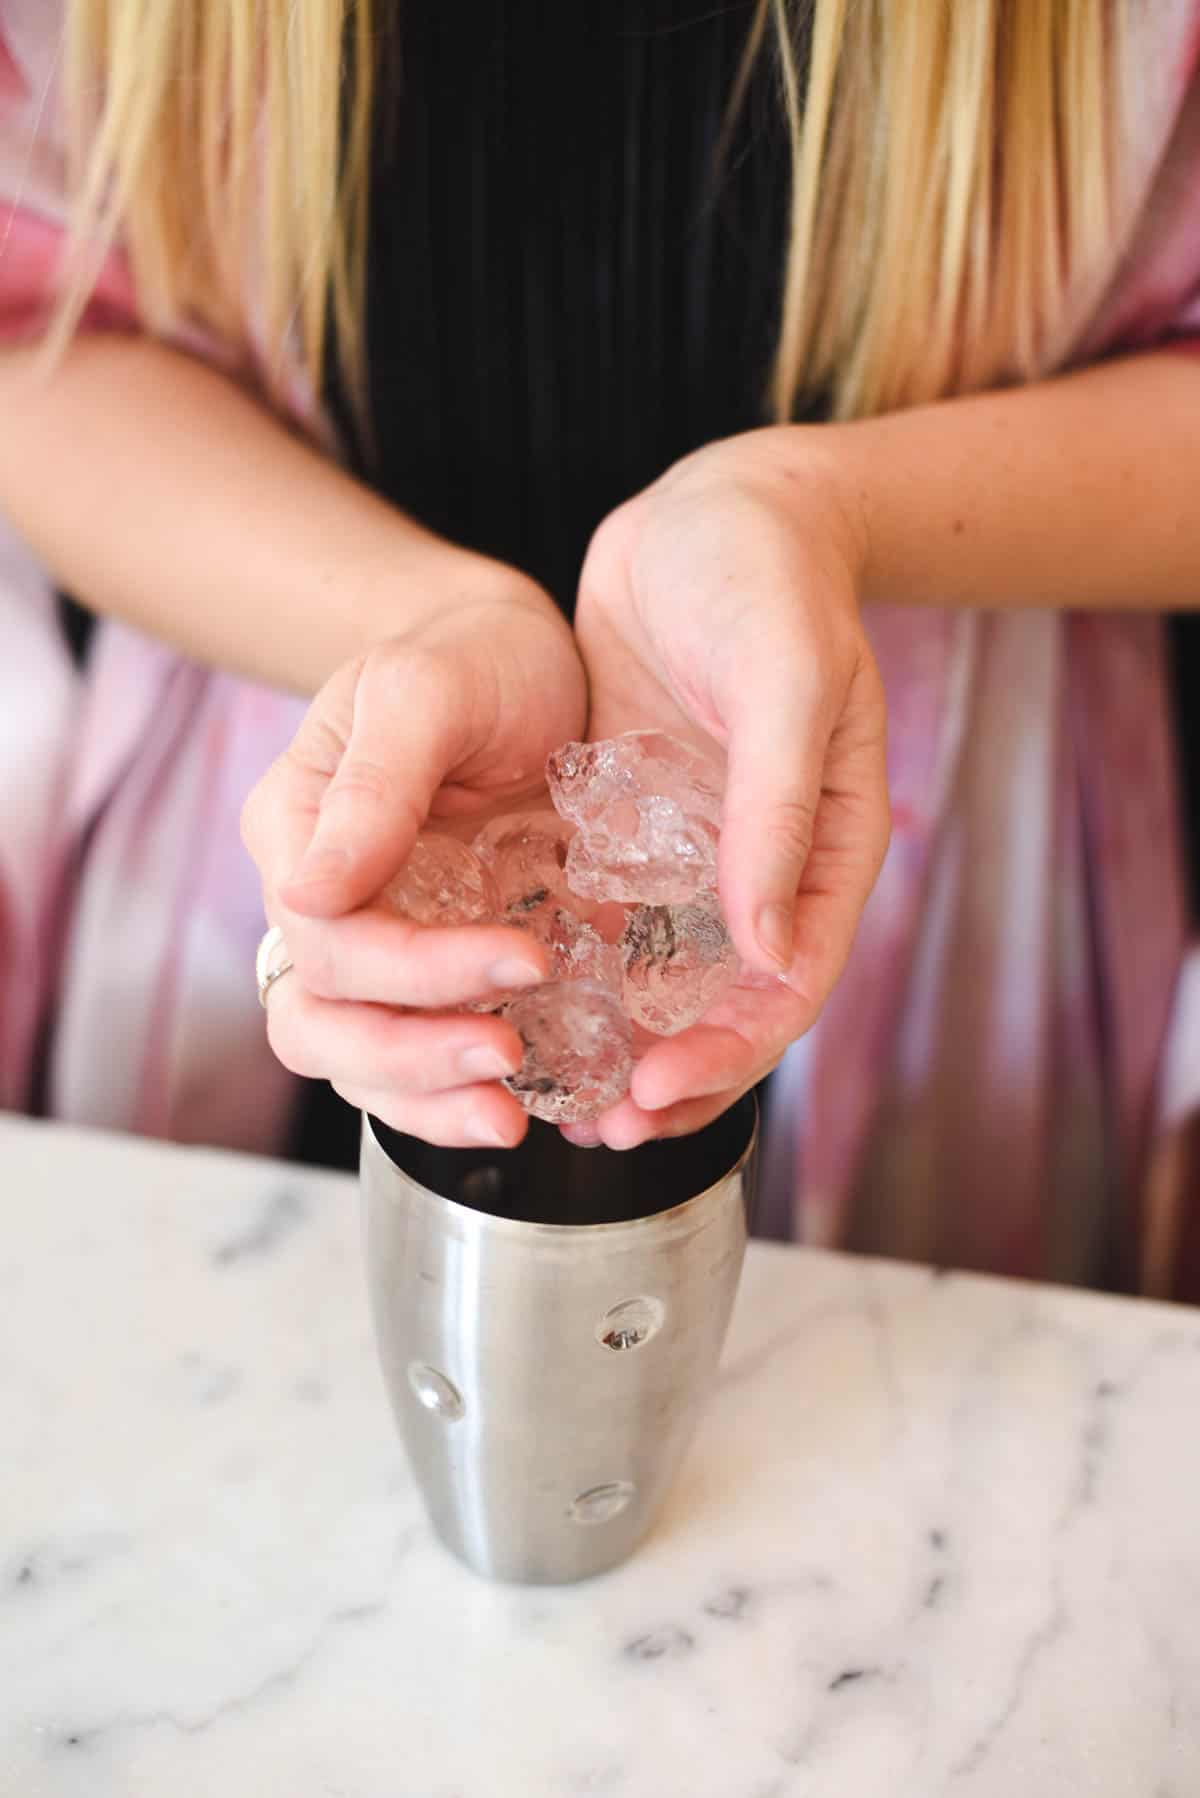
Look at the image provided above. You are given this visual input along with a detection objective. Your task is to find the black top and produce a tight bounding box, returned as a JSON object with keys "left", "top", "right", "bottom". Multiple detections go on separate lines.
{"left": 338, "top": 0, "right": 789, "bottom": 610}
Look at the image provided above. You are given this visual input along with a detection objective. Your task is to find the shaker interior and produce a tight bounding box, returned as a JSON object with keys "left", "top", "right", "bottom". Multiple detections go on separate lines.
{"left": 368, "top": 1093, "right": 757, "bottom": 1226}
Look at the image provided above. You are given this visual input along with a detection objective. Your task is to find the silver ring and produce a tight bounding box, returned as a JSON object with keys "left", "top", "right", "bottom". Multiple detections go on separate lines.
{"left": 256, "top": 924, "right": 295, "bottom": 1007}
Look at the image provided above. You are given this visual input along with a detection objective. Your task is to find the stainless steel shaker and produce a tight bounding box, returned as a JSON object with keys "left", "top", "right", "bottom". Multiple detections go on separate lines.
{"left": 360, "top": 1097, "right": 757, "bottom": 1584}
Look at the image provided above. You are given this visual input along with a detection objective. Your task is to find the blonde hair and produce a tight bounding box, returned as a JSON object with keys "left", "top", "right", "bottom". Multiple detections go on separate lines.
{"left": 52, "top": 0, "right": 1132, "bottom": 428}
{"left": 55, "top": 0, "right": 374, "bottom": 422}
{"left": 765, "top": 0, "right": 1133, "bottom": 419}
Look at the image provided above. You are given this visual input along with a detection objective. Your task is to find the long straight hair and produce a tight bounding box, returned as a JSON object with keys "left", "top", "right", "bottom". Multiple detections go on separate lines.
{"left": 50, "top": 0, "right": 1133, "bottom": 428}
{"left": 763, "top": 0, "right": 1134, "bottom": 419}
{"left": 52, "top": 0, "right": 374, "bottom": 421}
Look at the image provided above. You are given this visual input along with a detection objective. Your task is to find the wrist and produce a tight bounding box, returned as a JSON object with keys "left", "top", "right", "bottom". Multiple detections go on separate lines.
{"left": 344, "top": 519, "right": 555, "bottom": 667}
{"left": 725, "top": 424, "right": 872, "bottom": 596}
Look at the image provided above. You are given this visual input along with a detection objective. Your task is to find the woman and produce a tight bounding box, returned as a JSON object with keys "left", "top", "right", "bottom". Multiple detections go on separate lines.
{"left": 1, "top": 3, "right": 1197, "bottom": 1293}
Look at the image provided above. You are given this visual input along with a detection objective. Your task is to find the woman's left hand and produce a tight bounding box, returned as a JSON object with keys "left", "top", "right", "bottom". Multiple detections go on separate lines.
{"left": 572, "top": 427, "right": 890, "bottom": 1148}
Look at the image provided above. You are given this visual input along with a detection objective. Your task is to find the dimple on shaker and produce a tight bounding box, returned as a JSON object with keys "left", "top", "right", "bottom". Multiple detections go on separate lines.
{"left": 360, "top": 1097, "right": 757, "bottom": 1585}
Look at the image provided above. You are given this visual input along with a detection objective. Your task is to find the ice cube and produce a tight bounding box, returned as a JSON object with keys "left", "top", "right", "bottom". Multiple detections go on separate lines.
{"left": 545, "top": 907, "right": 624, "bottom": 992}
{"left": 502, "top": 981, "right": 633, "bottom": 1123}
{"left": 468, "top": 811, "right": 621, "bottom": 1001}
{"left": 619, "top": 891, "right": 736, "bottom": 1035}
{"left": 381, "top": 834, "right": 496, "bottom": 926}
{"left": 547, "top": 731, "right": 723, "bottom": 905}
{"left": 472, "top": 810, "right": 576, "bottom": 929}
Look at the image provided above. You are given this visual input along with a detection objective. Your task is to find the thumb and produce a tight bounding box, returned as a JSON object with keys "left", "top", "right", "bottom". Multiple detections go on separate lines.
{"left": 280, "top": 650, "right": 464, "bottom": 917}
{"left": 719, "top": 650, "right": 891, "bottom": 1007}
{"left": 717, "top": 667, "right": 830, "bottom": 973}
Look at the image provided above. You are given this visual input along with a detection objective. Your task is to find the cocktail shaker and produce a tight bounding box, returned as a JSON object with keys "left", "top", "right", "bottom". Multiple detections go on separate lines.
{"left": 360, "top": 1097, "right": 757, "bottom": 1584}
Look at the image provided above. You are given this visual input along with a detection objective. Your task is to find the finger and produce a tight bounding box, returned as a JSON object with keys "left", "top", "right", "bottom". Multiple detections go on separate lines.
{"left": 330, "top": 1078, "right": 529, "bottom": 1150}
{"left": 717, "top": 652, "right": 834, "bottom": 974}
{"left": 629, "top": 1025, "right": 755, "bottom": 1113}
{"left": 265, "top": 984, "right": 524, "bottom": 1092}
{"left": 779, "top": 656, "right": 890, "bottom": 1023}
{"left": 721, "top": 638, "right": 890, "bottom": 984}
{"left": 241, "top": 742, "right": 323, "bottom": 909}
{"left": 560, "top": 1122, "right": 604, "bottom": 1148}
{"left": 593, "top": 1087, "right": 744, "bottom": 1151}
{"left": 281, "top": 909, "right": 547, "bottom": 1008}
{"left": 282, "top": 648, "right": 471, "bottom": 918}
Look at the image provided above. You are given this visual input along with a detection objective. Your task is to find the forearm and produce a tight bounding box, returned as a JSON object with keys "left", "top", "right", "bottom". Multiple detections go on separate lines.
{"left": 0, "top": 335, "right": 518, "bottom": 692}
{"left": 789, "top": 351, "right": 1200, "bottom": 613}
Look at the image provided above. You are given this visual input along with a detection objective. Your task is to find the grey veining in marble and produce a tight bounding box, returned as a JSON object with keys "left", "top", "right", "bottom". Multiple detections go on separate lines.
{"left": 1, "top": 1114, "right": 1199, "bottom": 1797}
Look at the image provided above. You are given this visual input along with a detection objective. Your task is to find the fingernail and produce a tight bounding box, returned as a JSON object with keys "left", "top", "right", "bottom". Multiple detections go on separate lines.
{"left": 756, "top": 901, "right": 795, "bottom": 969}
{"left": 561, "top": 1122, "right": 603, "bottom": 1148}
{"left": 459, "top": 1044, "right": 515, "bottom": 1082}
{"left": 466, "top": 1115, "right": 514, "bottom": 1148}
{"left": 607, "top": 1124, "right": 656, "bottom": 1152}
{"left": 634, "top": 1090, "right": 676, "bottom": 1113}
{"left": 287, "top": 846, "right": 351, "bottom": 889}
{"left": 488, "top": 957, "right": 544, "bottom": 991}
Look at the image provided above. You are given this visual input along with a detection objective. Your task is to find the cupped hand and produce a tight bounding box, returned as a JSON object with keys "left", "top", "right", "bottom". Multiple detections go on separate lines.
{"left": 241, "top": 570, "right": 587, "bottom": 1148}
{"left": 571, "top": 427, "right": 890, "bottom": 1148}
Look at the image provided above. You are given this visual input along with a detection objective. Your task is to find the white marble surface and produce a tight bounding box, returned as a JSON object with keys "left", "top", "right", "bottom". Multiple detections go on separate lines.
{"left": 2, "top": 1115, "right": 1200, "bottom": 1797}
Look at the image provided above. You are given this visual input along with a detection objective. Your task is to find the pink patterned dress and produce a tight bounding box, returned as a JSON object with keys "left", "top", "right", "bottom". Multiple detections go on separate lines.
{"left": 2, "top": 0, "right": 1199, "bottom": 1295}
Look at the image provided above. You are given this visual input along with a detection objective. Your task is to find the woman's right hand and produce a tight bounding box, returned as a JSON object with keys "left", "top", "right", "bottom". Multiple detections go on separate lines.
{"left": 241, "top": 569, "right": 588, "bottom": 1149}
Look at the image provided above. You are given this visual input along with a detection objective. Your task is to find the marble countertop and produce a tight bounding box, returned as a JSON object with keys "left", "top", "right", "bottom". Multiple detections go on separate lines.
{"left": 2, "top": 1116, "right": 1199, "bottom": 1797}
